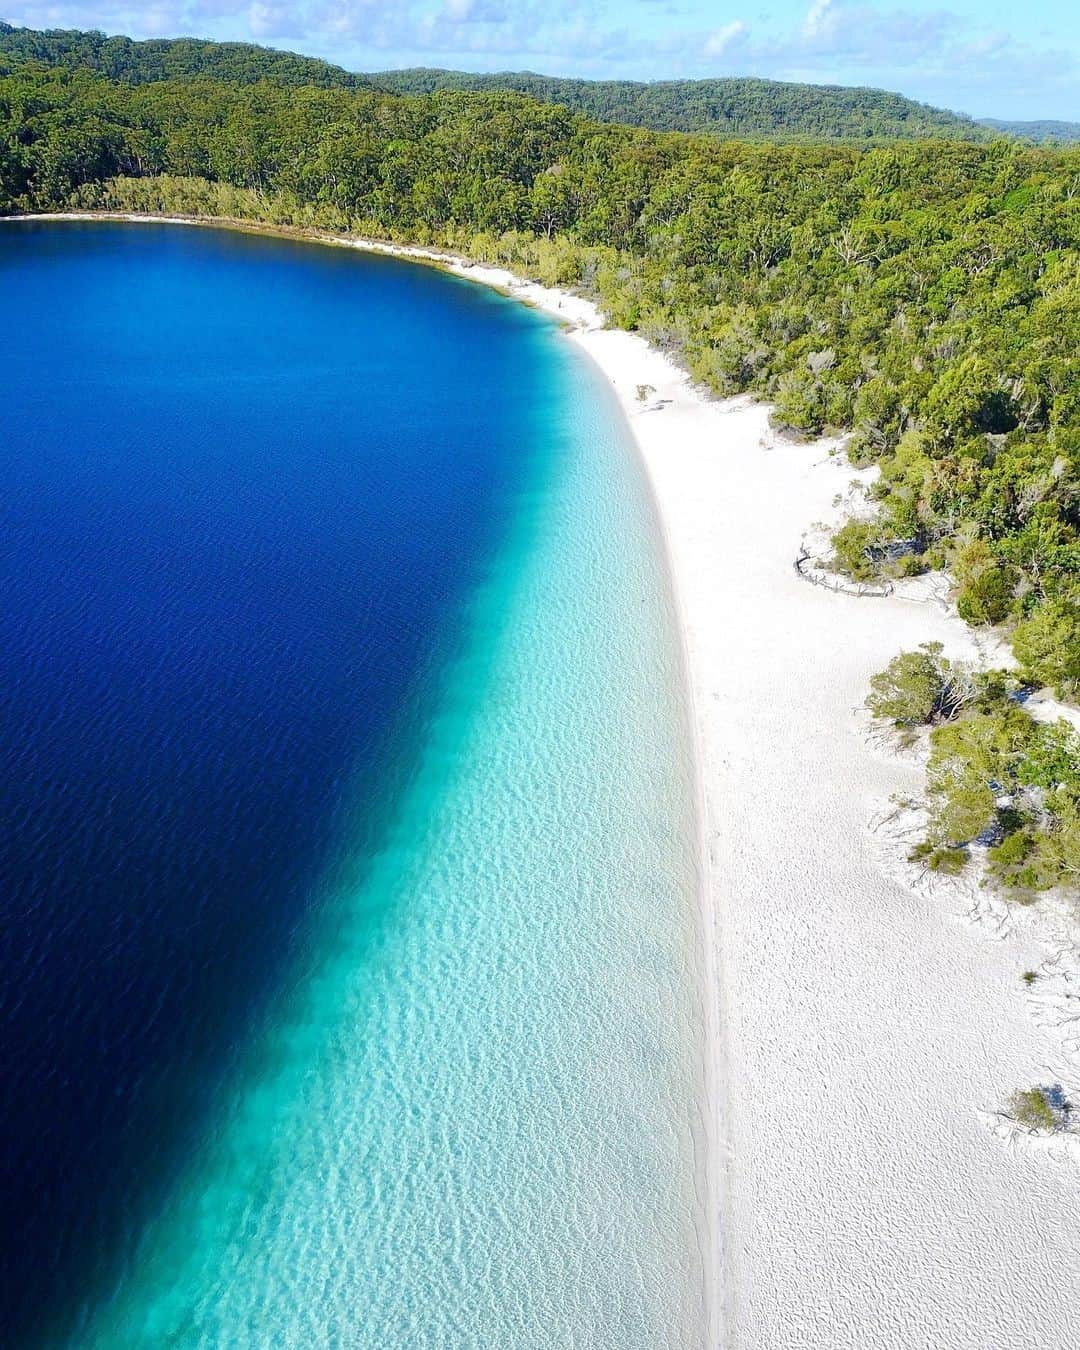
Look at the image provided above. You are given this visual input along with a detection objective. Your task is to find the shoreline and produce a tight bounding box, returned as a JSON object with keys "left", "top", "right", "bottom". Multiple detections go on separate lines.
{"left": 4, "top": 210, "right": 726, "bottom": 1346}
{"left": 8, "top": 212, "right": 1079, "bottom": 1348}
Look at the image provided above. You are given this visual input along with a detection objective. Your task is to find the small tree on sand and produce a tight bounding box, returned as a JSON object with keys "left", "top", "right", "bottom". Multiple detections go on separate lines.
{"left": 866, "top": 642, "right": 975, "bottom": 726}
{"left": 1007, "top": 1085, "right": 1071, "bottom": 1134}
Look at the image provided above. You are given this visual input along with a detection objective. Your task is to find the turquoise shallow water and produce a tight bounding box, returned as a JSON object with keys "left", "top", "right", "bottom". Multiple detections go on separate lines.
{"left": 89, "top": 335, "right": 707, "bottom": 1349}
{"left": 4, "top": 222, "right": 706, "bottom": 1347}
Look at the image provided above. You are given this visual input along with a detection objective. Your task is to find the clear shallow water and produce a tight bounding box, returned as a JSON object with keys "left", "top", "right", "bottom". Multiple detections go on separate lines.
{"left": 1, "top": 222, "right": 706, "bottom": 1347}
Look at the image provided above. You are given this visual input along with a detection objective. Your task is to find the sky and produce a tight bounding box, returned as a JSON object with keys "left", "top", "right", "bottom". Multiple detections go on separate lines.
{"left": 2, "top": 2, "right": 1077, "bottom": 120}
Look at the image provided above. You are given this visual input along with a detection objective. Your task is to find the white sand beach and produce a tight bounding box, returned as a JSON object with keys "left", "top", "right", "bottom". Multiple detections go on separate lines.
{"left": 476, "top": 269, "right": 1080, "bottom": 1350}
{"left": 432, "top": 256, "right": 1080, "bottom": 1350}
{"left": 14, "top": 215, "right": 1080, "bottom": 1348}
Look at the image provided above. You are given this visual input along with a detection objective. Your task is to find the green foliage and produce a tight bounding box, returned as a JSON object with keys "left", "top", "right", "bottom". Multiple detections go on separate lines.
{"left": 0, "top": 22, "right": 364, "bottom": 89}
{"left": 908, "top": 841, "right": 969, "bottom": 874}
{"left": 1012, "top": 597, "right": 1080, "bottom": 699}
{"left": 773, "top": 366, "right": 830, "bottom": 435}
{"left": 1020, "top": 719, "right": 1080, "bottom": 789}
{"left": 831, "top": 519, "right": 886, "bottom": 581}
{"left": 929, "top": 702, "right": 1035, "bottom": 783}
{"left": 868, "top": 640, "right": 1078, "bottom": 892}
{"left": 1007, "top": 1086, "right": 1070, "bottom": 1133}
{"left": 980, "top": 119, "right": 1080, "bottom": 144}
{"left": 920, "top": 690, "right": 1080, "bottom": 888}
{"left": 0, "top": 24, "right": 1002, "bottom": 144}
{"left": 366, "top": 69, "right": 996, "bottom": 143}
{"left": 866, "top": 641, "right": 970, "bottom": 725}
{"left": 989, "top": 829, "right": 1032, "bottom": 870}
{"left": 927, "top": 764, "right": 998, "bottom": 846}
{"left": 953, "top": 539, "right": 1016, "bottom": 625}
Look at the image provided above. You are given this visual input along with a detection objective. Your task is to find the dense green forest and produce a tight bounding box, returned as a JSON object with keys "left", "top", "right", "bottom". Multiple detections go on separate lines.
{"left": 6, "top": 21, "right": 1075, "bottom": 146}
{"left": 0, "top": 35, "right": 1077, "bottom": 887}
{"left": 366, "top": 68, "right": 991, "bottom": 142}
{"left": 980, "top": 119, "right": 1080, "bottom": 145}
{"left": 0, "top": 22, "right": 362, "bottom": 89}
{"left": 0, "top": 21, "right": 996, "bottom": 144}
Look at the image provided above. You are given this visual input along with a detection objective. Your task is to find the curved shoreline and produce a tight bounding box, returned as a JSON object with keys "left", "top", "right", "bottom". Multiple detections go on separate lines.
{"left": 6, "top": 212, "right": 726, "bottom": 1345}
{"left": 8, "top": 212, "right": 1080, "bottom": 1350}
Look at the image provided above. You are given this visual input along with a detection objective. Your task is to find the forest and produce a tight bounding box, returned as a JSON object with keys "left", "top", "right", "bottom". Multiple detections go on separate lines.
{"left": 0, "top": 22, "right": 363, "bottom": 89}
{"left": 980, "top": 119, "right": 1080, "bottom": 146}
{"left": 0, "top": 22, "right": 1003, "bottom": 143}
{"left": 0, "top": 34, "right": 1076, "bottom": 893}
{"left": 364, "top": 69, "right": 991, "bottom": 142}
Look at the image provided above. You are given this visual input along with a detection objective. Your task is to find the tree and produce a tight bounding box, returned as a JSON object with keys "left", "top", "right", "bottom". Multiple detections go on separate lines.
{"left": 1012, "top": 596, "right": 1080, "bottom": 698}
{"left": 866, "top": 642, "right": 972, "bottom": 724}
{"left": 830, "top": 519, "right": 885, "bottom": 581}
{"left": 952, "top": 538, "right": 1016, "bottom": 625}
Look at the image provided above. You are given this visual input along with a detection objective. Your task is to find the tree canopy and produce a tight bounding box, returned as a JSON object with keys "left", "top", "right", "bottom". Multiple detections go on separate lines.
{"left": 0, "top": 22, "right": 363, "bottom": 89}
{"left": 365, "top": 68, "right": 993, "bottom": 143}
{"left": 979, "top": 119, "right": 1080, "bottom": 145}
{"left": 0, "top": 21, "right": 1016, "bottom": 145}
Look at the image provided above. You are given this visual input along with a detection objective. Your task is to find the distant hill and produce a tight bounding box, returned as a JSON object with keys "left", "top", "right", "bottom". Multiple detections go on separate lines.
{"left": 0, "top": 22, "right": 1049, "bottom": 145}
{"left": 978, "top": 118, "right": 1080, "bottom": 143}
{"left": 0, "top": 22, "right": 362, "bottom": 88}
{"left": 365, "top": 68, "right": 993, "bottom": 142}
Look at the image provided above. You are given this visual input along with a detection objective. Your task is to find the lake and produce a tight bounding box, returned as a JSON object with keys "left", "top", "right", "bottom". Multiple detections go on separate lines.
{"left": 0, "top": 221, "right": 706, "bottom": 1347}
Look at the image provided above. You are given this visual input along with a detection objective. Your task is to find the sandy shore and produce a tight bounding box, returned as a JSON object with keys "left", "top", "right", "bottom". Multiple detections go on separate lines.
{"left": 9, "top": 214, "right": 1080, "bottom": 1348}
{"left": 432, "top": 260, "right": 1080, "bottom": 1350}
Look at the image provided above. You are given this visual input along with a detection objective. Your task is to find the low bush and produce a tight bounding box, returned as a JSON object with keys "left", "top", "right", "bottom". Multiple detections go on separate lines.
{"left": 830, "top": 518, "right": 886, "bottom": 582}
{"left": 866, "top": 642, "right": 973, "bottom": 726}
{"left": 908, "top": 841, "right": 969, "bottom": 874}
{"left": 1008, "top": 1085, "right": 1070, "bottom": 1133}
{"left": 1012, "top": 596, "right": 1080, "bottom": 701}
{"left": 870, "top": 649, "right": 1080, "bottom": 893}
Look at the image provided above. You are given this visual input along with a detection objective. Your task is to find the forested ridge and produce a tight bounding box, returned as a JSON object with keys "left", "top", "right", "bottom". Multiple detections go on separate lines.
{"left": 0, "top": 38, "right": 1077, "bottom": 889}
{"left": 0, "top": 21, "right": 997, "bottom": 143}
{"left": 0, "top": 21, "right": 363, "bottom": 89}
{"left": 365, "top": 68, "right": 990, "bottom": 143}
{"left": 980, "top": 119, "right": 1080, "bottom": 145}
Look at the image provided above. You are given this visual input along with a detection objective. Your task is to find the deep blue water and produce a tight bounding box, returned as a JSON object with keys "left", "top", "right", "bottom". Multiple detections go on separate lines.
{"left": 1, "top": 222, "right": 706, "bottom": 1348}
{"left": 0, "top": 222, "right": 557, "bottom": 1343}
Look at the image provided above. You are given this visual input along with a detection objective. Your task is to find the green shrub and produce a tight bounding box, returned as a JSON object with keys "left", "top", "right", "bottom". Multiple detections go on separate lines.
{"left": 953, "top": 539, "right": 1016, "bottom": 626}
{"left": 866, "top": 642, "right": 969, "bottom": 725}
{"left": 1012, "top": 596, "right": 1080, "bottom": 701}
{"left": 1019, "top": 720, "right": 1080, "bottom": 790}
{"left": 915, "top": 703, "right": 1078, "bottom": 891}
{"left": 989, "top": 829, "right": 1032, "bottom": 869}
{"left": 908, "top": 841, "right": 969, "bottom": 873}
{"left": 831, "top": 518, "right": 885, "bottom": 581}
{"left": 1007, "top": 1086, "right": 1068, "bottom": 1133}
{"left": 895, "top": 553, "right": 927, "bottom": 578}
{"left": 1023, "top": 796, "right": 1080, "bottom": 891}
{"left": 773, "top": 367, "right": 825, "bottom": 435}
{"left": 928, "top": 768, "right": 997, "bottom": 845}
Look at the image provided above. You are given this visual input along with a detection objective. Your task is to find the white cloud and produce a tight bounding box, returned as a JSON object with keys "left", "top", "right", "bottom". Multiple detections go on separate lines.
{"left": 246, "top": 2, "right": 300, "bottom": 39}
{"left": 704, "top": 19, "right": 749, "bottom": 58}
{"left": 2, "top": 2, "right": 253, "bottom": 36}
{"left": 802, "top": 0, "right": 835, "bottom": 41}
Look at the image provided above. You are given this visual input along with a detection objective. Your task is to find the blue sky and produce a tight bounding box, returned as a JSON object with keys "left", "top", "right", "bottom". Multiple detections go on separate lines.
{"left": 3, "top": 2, "right": 1077, "bottom": 119}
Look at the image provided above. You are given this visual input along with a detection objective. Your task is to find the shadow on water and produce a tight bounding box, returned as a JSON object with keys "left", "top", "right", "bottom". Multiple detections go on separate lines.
{"left": 0, "top": 221, "right": 555, "bottom": 1346}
